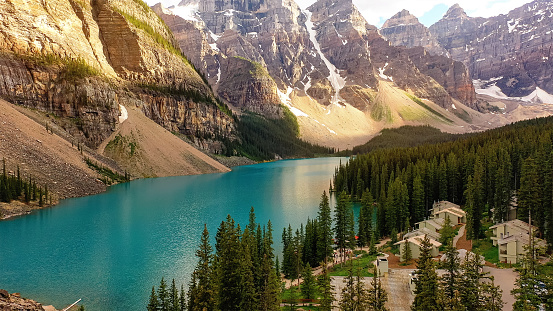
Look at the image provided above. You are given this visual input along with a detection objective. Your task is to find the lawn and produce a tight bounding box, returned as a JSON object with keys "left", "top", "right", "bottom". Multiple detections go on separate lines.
{"left": 329, "top": 251, "right": 377, "bottom": 277}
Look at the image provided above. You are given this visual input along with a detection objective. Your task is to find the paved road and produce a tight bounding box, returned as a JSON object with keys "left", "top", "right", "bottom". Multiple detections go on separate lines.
{"left": 484, "top": 266, "right": 517, "bottom": 311}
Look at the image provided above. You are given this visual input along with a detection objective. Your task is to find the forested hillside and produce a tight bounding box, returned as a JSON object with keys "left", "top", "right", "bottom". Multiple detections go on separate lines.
{"left": 333, "top": 117, "right": 553, "bottom": 246}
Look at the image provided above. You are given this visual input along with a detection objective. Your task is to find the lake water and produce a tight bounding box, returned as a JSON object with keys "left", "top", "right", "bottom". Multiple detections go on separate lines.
{"left": 0, "top": 157, "right": 349, "bottom": 310}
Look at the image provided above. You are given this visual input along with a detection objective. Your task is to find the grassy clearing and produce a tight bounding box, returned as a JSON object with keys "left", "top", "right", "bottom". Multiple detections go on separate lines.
{"left": 473, "top": 219, "right": 499, "bottom": 264}
{"left": 329, "top": 251, "right": 377, "bottom": 277}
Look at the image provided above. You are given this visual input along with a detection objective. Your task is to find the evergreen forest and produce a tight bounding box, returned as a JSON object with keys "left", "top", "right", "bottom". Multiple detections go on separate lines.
{"left": 0, "top": 158, "right": 50, "bottom": 207}
{"left": 333, "top": 117, "right": 553, "bottom": 246}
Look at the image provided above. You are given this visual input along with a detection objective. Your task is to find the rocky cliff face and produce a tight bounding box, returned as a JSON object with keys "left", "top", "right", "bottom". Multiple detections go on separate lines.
{"left": 430, "top": 1, "right": 553, "bottom": 98}
{"left": 154, "top": 0, "right": 479, "bottom": 148}
{"left": 0, "top": 0, "right": 234, "bottom": 152}
{"left": 380, "top": 9, "right": 447, "bottom": 56}
{"left": 383, "top": 0, "right": 553, "bottom": 101}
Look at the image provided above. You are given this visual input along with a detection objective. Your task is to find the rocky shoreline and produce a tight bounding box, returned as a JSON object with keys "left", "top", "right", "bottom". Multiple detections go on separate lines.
{"left": 0, "top": 289, "right": 57, "bottom": 311}
{"left": 0, "top": 200, "right": 56, "bottom": 221}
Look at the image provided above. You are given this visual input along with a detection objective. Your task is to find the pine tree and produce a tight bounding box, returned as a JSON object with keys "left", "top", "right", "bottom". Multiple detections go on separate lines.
{"left": 317, "top": 191, "right": 333, "bottom": 264}
{"left": 440, "top": 241, "right": 460, "bottom": 301}
{"left": 369, "top": 231, "right": 377, "bottom": 255}
{"left": 512, "top": 228, "right": 548, "bottom": 311}
{"left": 170, "top": 279, "right": 180, "bottom": 311}
{"left": 465, "top": 157, "right": 485, "bottom": 240}
{"left": 147, "top": 286, "right": 159, "bottom": 311}
{"left": 339, "top": 258, "right": 356, "bottom": 311}
{"left": 334, "top": 191, "right": 355, "bottom": 264}
{"left": 459, "top": 252, "right": 503, "bottom": 311}
{"left": 215, "top": 215, "right": 243, "bottom": 311}
{"left": 402, "top": 238, "right": 412, "bottom": 262}
{"left": 318, "top": 260, "right": 334, "bottom": 311}
{"left": 439, "top": 216, "right": 455, "bottom": 246}
{"left": 189, "top": 225, "right": 215, "bottom": 311}
{"left": 301, "top": 263, "right": 317, "bottom": 300}
{"left": 367, "top": 267, "right": 388, "bottom": 311}
{"left": 518, "top": 156, "right": 542, "bottom": 224}
{"left": 239, "top": 228, "right": 257, "bottom": 311}
{"left": 179, "top": 285, "right": 186, "bottom": 311}
{"left": 158, "top": 278, "right": 170, "bottom": 311}
{"left": 358, "top": 190, "right": 373, "bottom": 247}
{"left": 411, "top": 235, "right": 441, "bottom": 311}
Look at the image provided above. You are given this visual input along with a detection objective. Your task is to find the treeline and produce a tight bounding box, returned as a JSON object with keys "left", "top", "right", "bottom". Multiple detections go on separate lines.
{"left": 0, "top": 159, "right": 50, "bottom": 206}
{"left": 231, "top": 109, "right": 335, "bottom": 161}
{"left": 148, "top": 208, "right": 281, "bottom": 311}
{"left": 333, "top": 117, "right": 553, "bottom": 245}
{"left": 344, "top": 125, "right": 461, "bottom": 155}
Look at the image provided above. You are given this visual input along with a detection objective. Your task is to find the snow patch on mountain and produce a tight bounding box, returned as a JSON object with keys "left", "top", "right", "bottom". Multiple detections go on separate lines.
{"left": 304, "top": 10, "right": 346, "bottom": 106}
{"left": 474, "top": 79, "right": 553, "bottom": 104}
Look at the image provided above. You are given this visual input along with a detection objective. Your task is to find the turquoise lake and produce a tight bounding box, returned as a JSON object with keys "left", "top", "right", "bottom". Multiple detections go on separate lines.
{"left": 0, "top": 157, "right": 350, "bottom": 310}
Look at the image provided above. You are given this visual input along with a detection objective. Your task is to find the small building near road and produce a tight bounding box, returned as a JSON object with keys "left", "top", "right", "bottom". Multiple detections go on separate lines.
{"left": 497, "top": 233, "right": 546, "bottom": 264}
{"left": 377, "top": 257, "right": 389, "bottom": 276}
{"left": 490, "top": 219, "right": 537, "bottom": 246}
{"left": 395, "top": 235, "right": 442, "bottom": 261}
{"left": 491, "top": 219, "right": 546, "bottom": 264}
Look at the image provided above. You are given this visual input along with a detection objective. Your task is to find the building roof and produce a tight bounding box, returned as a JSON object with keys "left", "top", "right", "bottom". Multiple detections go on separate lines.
{"left": 394, "top": 235, "right": 442, "bottom": 248}
{"left": 490, "top": 219, "right": 537, "bottom": 231}
{"left": 498, "top": 232, "right": 547, "bottom": 247}
{"left": 404, "top": 228, "right": 441, "bottom": 241}
{"left": 416, "top": 218, "right": 446, "bottom": 230}
{"left": 434, "top": 207, "right": 466, "bottom": 218}
{"left": 432, "top": 201, "right": 461, "bottom": 212}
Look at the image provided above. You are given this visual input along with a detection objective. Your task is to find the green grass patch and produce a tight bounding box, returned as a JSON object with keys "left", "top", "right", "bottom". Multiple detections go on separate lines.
{"left": 405, "top": 93, "right": 452, "bottom": 123}
{"left": 472, "top": 239, "right": 499, "bottom": 264}
{"left": 22, "top": 53, "right": 99, "bottom": 81}
{"left": 329, "top": 252, "right": 377, "bottom": 277}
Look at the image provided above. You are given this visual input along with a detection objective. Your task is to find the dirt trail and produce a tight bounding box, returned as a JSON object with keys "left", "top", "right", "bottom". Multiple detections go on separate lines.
{"left": 381, "top": 269, "right": 414, "bottom": 310}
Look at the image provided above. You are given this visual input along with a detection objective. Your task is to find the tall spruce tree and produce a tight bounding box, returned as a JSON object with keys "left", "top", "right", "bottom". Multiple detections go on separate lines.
{"left": 465, "top": 156, "right": 485, "bottom": 240}
{"left": 317, "top": 191, "right": 333, "bottom": 264}
{"left": 318, "top": 260, "right": 334, "bottom": 311}
{"left": 358, "top": 190, "right": 373, "bottom": 247}
{"left": 189, "top": 225, "right": 215, "bottom": 311}
{"left": 367, "top": 267, "right": 388, "bottom": 311}
{"left": 215, "top": 215, "right": 243, "bottom": 311}
{"left": 147, "top": 286, "right": 159, "bottom": 311}
{"left": 334, "top": 191, "right": 355, "bottom": 264}
{"left": 411, "top": 235, "right": 441, "bottom": 311}
{"left": 301, "top": 263, "right": 317, "bottom": 301}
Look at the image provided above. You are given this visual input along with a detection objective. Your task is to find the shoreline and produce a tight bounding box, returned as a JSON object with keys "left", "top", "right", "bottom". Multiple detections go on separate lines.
{"left": 0, "top": 156, "right": 259, "bottom": 222}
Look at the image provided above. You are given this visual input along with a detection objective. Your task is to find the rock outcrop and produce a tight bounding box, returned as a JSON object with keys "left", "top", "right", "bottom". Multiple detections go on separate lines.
{"left": 154, "top": 0, "right": 479, "bottom": 146}
{"left": 0, "top": 289, "right": 51, "bottom": 311}
{"left": 0, "top": 0, "right": 235, "bottom": 153}
{"left": 382, "top": 0, "right": 553, "bottom": 100}
{"left": 380, "top": 9, "right": 447, "bottom": 56}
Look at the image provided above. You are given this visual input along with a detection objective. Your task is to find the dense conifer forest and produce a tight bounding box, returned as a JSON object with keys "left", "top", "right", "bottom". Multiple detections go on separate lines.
{"left": 333, "top": 117, "right": 553, "bottom": 246}
{"left": 229, "top": 110, "right": 335, "bottom": 161}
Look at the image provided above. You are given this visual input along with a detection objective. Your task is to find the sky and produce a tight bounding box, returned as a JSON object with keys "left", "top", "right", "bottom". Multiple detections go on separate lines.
{"left": 145, "top": 0, "right": 533, "bottom": 27}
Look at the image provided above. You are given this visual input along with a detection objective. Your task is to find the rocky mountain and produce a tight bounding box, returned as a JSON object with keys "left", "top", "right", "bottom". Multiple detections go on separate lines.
{"left": 380, "top": 9, "right": 447, "bottom": 56}
{"left": 383, "top": 0, "right": 553, "bottom": 102}
{"left": 154, "top": 0, "right": 487, "bottom": 148}
{"left": 0, "top": 0, "right": 235, "bottom": 181}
